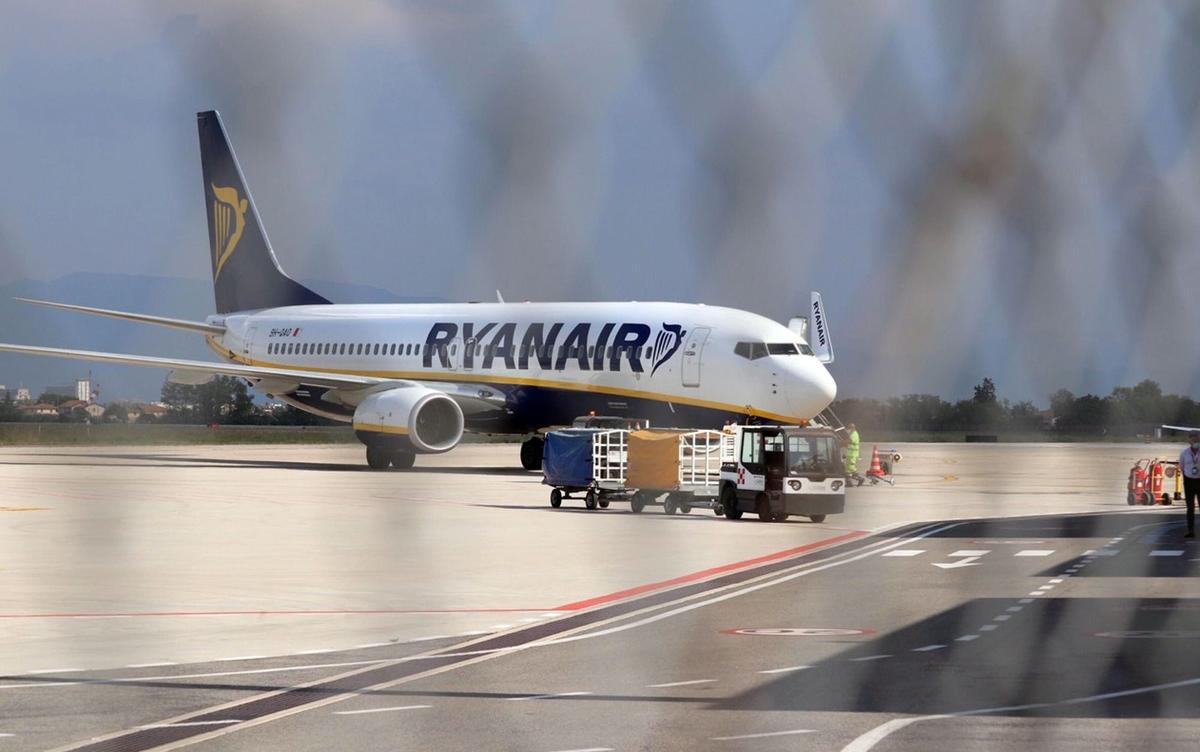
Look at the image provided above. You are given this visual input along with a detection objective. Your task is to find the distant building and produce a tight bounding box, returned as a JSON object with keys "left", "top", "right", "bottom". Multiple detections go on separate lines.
{"left": 14, "top": 387, "right": 31, "bottom": 403}
{"left": 18, "top": 402, "right": 59, "bottom": 417}
{"left": 84, "top": 403, "right": 106, "bottom": 420}
{"left": 76, "top": 379, "right": 91, "bottom": 402}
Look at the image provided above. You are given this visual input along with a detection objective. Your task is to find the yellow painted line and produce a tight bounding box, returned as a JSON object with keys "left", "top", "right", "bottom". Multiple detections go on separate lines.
{"left": 205, "top": 339, "right": 804, "bottom": 424}
{"left": 0, "top": 507, "right": 49, "bottom": 512}
{"left": 353, "top": 423, "right": 409, "bottom": 436}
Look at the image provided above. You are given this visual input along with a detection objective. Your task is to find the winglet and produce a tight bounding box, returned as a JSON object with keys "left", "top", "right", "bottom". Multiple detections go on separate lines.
{"left": 810, "top": 291, "right": 834, "bottom": 364}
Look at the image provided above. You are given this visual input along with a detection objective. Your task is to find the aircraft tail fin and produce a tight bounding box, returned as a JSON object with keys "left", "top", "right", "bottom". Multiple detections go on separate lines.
{"left": 197, "top": 110, "right": 330, "bottom": 314}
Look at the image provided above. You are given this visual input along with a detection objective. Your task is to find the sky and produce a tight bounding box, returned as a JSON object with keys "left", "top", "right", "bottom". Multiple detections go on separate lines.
{"left": 1, "top": 0, "right": 1199, "bottom": 404}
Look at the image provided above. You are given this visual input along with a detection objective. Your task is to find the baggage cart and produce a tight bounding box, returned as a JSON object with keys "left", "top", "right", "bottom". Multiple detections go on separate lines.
{"left": 627, "top": 429, "right": 725, "bottom": 515}
{"left": 542, "top": 428, "right": 633, "bottom": 510}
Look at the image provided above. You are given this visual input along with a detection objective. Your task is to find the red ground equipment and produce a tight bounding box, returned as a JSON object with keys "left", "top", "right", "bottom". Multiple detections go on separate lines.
{"left": 1127, "top": 458, "right": 1180, "bottom": 506}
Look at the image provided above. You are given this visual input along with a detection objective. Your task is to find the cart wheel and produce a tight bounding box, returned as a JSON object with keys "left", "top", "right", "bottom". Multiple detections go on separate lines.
{"left": 1161, "top": 494, "right": 1173, "bottom": 506}
{"left": 756, "top": 495, "right": 772, "bottom": 522}
{"left": 712, "top": 504, "right": 724, "bottom": 516}
{"left": 630, "top": 493, "right": 645, "bottom": 514}
{"left": 550, "top": 489, "right": 563, "bottom": 508}
{"left": 808, "top": 514, "right": 826, "bottom": 523}
{"left": 1142, "top": 491, "right": 1154, "bottom": 506}
{"left": 1126, "top": 491, "right": 1136, "bottom": 506}
{"left": 585, "top": 490, "right": 598, "bottom": 510}
{"left": 721, "top": 486, "right": 742, "bottom": 520}
{"left": 599, "top": 498, "right": 610, "bottom": 509}
{"left": 772, "top": 512, "right": 789, "bottom": 522}
{"left": 664, "top": 496, "right": 677, "bottom": 515}
{"left": 680, "top": 503, "right": 692, "bottom": 514}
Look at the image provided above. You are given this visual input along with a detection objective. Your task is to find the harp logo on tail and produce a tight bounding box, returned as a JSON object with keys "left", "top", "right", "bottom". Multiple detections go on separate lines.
{"left": 210, "top": 184, "right": 248, "bottom": 281}
{"left": 650, "top": 324, "right": 687, "bottom": 377}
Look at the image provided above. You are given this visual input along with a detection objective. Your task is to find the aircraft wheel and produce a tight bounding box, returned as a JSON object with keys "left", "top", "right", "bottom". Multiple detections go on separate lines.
{"left": 366, "top": 446, "right": 390, "bottom": 470}
{"left": 390, "top": 450, "right": 415, "bottom": 470}
{"left": 550, "top": 489, "right": 563, "bottom": 508}
{"left": 520, "top": 437, "right": 544, "bottom": 471}
{"left": 808, "top": 514, "right": 827, "bottom": 523}
{"left": 721, "top": 486, "right": 742, "bottom": 520}
{"left": 585, "top": 490, "right": 598, "bottom": 510}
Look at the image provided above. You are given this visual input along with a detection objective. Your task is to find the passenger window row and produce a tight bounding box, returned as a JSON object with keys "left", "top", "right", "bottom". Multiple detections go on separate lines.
{"left": 266, "top": 341, "right": 657, "bottom": 364}
{"left": 267, "top": 342, "right": 424, "bottom": 357}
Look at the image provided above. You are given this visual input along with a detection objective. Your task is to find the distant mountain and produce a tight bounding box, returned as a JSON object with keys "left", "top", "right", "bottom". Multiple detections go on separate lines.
{"left": 0, "top": 273, "right": 441, "bottom": 402}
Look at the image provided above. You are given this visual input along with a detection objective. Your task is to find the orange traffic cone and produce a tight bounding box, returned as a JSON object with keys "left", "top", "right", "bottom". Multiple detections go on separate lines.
{"left": 866, "top": 445, "right": 885, "bottom": 477}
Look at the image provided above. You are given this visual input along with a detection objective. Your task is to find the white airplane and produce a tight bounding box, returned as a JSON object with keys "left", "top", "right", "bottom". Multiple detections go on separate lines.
{"left": 0, "top": 110, "right": 838, "bottom": 470}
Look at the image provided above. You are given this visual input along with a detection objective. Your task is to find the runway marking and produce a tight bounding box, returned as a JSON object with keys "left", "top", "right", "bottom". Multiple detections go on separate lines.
{"left": 1036, "top": 585, "right": 1054, "bottom": 591}
{"left": 647, "top": 679, "right": 715, "bottom": 688}
{"left": 712, "top": 729, "right": 814, "bottom": 741}
{"left": 353, "top": 643, "right": 394, "bottom": 649}
{"left": 126, "top": 662, "right": 176, "bottom": 669}
{"left": 1015, "top": 550, "right": 1054, "bottom": 557}
{"left": 849, "top": 655, "right": 892, "bottom": 662}
{"left": 841, "top": 675, "right": 1200, "bottom": 751}
{"left": 27, "top": 668, "right": 84, "bottom": 675}
{"left": 955, "top": 635, "right": 979, "bottom": 642}
{"left": 912, "top": 644, "right": 945, "bottom": 652}
{"left": 220, "top": 656, "right": 266, "bottom": 662}
{"left": 554, "top": 529, "right": 870, "bottom": 611}
{"left": 757, "top": 665, "right": 810, "bottom": 674}
{"left": 506, "top": 691, "right": 592, "bottom": 701}
{"left": 1, "top": 659, "right": 393, "bottom": 690}
{"left": 1018, "top": 598, "right": 1034, "bottom": 604}
{"left": 139, "top": 721, "right": 242, "bottom": 729}
{"left": 547, "top": 748, "right": 614, "bottom": 752}
{"left": 0, "top": 607, "right": 551, "bottom": 620}
{"left": 332, "top": 705, "right": 431, "bottom": 715}
{"left": 1151, "top": 550, "right": 1185, "bottom": 557}
{"left": 993, "top": 615, "right": 1011, "bottom": 621}
{"left": 978, "top": 625, "right": 998, "bottom": 632}
{"left": 1049, "top": 578, "right": 1065, "bottom": 584}
{"left": 949, "top": 550, "right": 990, "bottom": 557}
{"left": 880, "top": 550, "right": 924, "bottom": 557}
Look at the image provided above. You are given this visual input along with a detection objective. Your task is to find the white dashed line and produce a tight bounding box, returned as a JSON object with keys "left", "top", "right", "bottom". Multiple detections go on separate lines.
{"left": 139, "top": 720, "right": 242, "bottom": 729}
{"left": 296, "top": 649, "right": 335, "bottom": 655}
{"left": 1036, "top": 585, "right": 1054, "bottom": 591}
{"left": 1151, "top": 550, "right": 1185, "bottom": 557}
{"left": 125, "top": 662, "right": 177, "bottom": 669}
{"left": 850, "top": 655, "right": 892, "bottom": 662}
{"left": 507, "top": 691, "right": 592, "bottom": 702}
{"left": 979, "top": 625, "right": 998, "bottom": 632}
{"left": 27, "top": 668, "right": 84, "bottom": 675}
{"left": 1028, "top": 591, "right": 1048, "bottom": 597}
{"left": 547, "top": 748, "right": 614, "bottom": 752}
{"left": 994, "top": 615, "right": 1011, "bottom": 622}
{"left": 758, "top": 665, "right": 810, "bottom": 675}
{"left": 712, "top": 729, "right": 815, "bottom": 741}
{"left": 912, "top": 644, "right": 945, "bottom": 652}
{"left": 1014, "top": 550, "right": 1054, "bottom": 557}
{"left": 648, "top": 679, "right": 715, "bottom": 688}
{"left": 353, "top": 643, "right": 392, "bottom": 649}
{"left": 949, "top": 550, "right": 990, "bottom": 557}
{"left": 490, "top": 624, "right": 513, "bottom": 630}
{"left": 881, "top": 550, "right": 925, "bottom": 557}
{"left": 955, "top": 635, "right": 980, "bottom": 642}
{"left": 0, "top": 733, "right": 13, "bottom": 738}
{"left": 1049, "top": 578, "right": 1065, "bottom": 584}
{"left": 1006, "top": 606, "right": 1024, "bottom": 613}
{"left": 221, "top": 656, "right": 266, "bottom": 662}
{"left": 1018, "top": 599, "right": 1035, "bottom": 605}
{"left": 333, "top": 705, "right": 431, "bottom": 715}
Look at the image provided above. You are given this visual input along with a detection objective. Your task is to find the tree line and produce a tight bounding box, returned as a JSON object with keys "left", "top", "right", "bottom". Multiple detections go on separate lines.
{"left": 833, "top": 378, "right": 1200, "bottom": 436}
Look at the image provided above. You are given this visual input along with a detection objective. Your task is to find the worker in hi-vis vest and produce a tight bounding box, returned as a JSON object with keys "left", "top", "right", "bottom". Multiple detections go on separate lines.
{"left": 845, "top": 423, "right": 860, "bottom": 475}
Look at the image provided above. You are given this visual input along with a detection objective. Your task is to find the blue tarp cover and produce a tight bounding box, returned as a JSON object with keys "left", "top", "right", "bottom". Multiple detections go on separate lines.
{"left": 542, "top": 429, "right": 599, "bottom": 488}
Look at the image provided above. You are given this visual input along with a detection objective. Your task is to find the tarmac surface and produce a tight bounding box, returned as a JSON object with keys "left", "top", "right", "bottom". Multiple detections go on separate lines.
{"left": 1, "top": 442, "right": 1198, "bottom": 750}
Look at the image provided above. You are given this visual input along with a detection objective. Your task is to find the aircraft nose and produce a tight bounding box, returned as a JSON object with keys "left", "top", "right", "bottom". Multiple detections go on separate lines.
{"left": 790, "top": 360, "right": 837, "bottom": 418}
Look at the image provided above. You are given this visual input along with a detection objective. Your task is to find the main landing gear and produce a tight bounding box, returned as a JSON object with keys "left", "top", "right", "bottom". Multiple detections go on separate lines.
{"left": 520, "top": 435, "right": 545, "bottom": 471}
{"left": 365, "top": 445, "right": 416, "bottom": 470}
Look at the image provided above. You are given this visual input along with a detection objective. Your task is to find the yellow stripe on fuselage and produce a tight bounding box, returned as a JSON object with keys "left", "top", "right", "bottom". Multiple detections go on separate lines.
{"left": 352, "top": 422, "right": 409, "bottom": 435}
{"left": 206, "top": 338, "right": 803, "bottom": 425}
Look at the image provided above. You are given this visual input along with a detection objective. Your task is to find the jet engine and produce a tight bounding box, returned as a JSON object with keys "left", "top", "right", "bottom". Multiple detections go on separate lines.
{"left": 352, "top": 386, "right": 464, "bottom": 453}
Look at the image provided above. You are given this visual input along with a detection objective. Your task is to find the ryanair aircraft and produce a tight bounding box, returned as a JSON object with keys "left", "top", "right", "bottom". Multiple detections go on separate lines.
{"left": 0, "top": 111, "right": 838, "bottom": 470}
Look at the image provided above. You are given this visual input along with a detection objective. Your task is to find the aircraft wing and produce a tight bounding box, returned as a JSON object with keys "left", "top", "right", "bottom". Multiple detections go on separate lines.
{"left": 0, "top": 342, "right": 391, "bottom": 391}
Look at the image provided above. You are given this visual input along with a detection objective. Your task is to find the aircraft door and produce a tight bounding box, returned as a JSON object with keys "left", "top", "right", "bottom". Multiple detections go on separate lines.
{"left": 242, "top": 325, "right": 257, "bottom": 358}
{"left": 681, "top": 326, "right": 711, "bottom": 388}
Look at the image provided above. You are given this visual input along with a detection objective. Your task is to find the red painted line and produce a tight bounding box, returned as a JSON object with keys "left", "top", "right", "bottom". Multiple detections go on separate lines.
{"left": 0, "top": 608, "right": 555, "bottom": 620}
{"left": 554, "top": 530, "right": 870, "bottom": 611}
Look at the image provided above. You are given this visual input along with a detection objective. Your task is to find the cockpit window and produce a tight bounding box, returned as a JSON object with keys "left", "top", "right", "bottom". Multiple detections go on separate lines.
{"left": 734, "top": 341, "right": 768, "bottom": 360}
{"left": 767, "top": 343, "right": 799, "bottom": 355}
